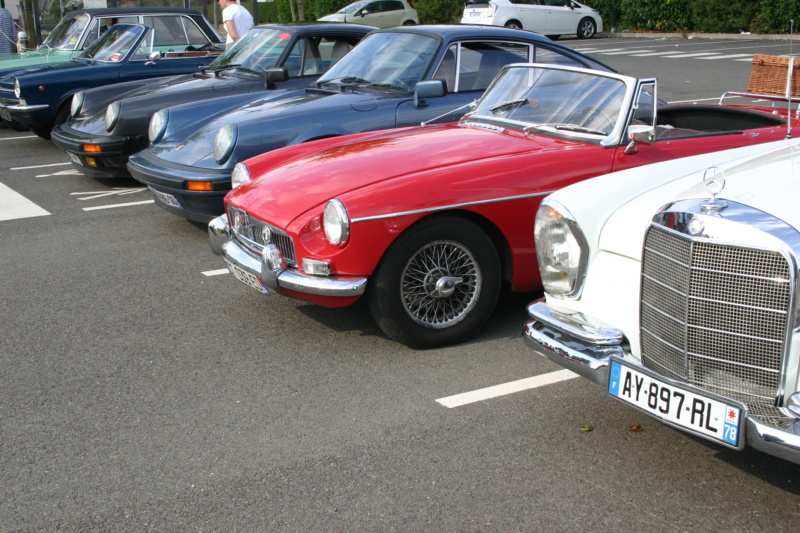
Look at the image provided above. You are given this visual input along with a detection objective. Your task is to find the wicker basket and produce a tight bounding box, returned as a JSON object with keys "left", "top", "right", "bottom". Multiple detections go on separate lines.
{"left": 747, "top": 54, "right": 800, "bottom": 97}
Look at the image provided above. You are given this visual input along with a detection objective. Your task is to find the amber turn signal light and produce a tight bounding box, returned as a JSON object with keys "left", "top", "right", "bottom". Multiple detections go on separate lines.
{"left": 82, "top": 144, "right": 102, "bottom": 153}
{"left": 187, "top": 181, "right": 213, "bottom": 192}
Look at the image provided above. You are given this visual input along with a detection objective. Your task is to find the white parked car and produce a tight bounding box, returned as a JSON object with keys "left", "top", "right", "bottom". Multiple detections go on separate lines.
{"left": 318, "top": 0, "right": 419, "bottom": 28}
{"left": 524, "top": 138, "right": 800, "bottom": 464}
{"left": 461, "top": 0, "right": 602, "bottom": 39}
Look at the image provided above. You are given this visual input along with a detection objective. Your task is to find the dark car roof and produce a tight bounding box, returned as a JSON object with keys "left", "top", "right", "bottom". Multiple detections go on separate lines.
{"left": 374, "top": 23, "right": 556, "bottom": 41}
{"left": 64, "top": 8, "right": 207, "bottom": 16}
{"left": 251, "top": 22, "right": 376, "bottom": 35}
{"left": 374, "top": 24, "right": 614, "bottom": 72}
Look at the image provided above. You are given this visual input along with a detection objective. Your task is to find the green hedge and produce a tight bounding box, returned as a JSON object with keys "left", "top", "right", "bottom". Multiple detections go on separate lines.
{"left": 258, "top": 0, "right": 800, "bottom": 34}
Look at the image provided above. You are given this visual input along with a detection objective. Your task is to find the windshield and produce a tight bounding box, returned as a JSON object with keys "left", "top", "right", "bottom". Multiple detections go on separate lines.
{"left": 208, "top": 28, "right": 292, "bottom": 75}
{"left": 471, "top": 66, "right": 628, "bottom": 137}
{"left": 339, "top": 1, "right": 368, "bottom": 13}
{"left": 42, "top": 13, "right": 91, "bottom": 50}
{"left": 316, "top": 32, "right": 437, "bottom": 91}
{"left": 78, "top": 24, "right": 147, "bottom": 62}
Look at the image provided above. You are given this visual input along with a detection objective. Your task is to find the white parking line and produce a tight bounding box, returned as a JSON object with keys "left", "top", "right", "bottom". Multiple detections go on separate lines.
{"left": 698, "top": 54, "right": 754, "bottom": 60}
{"left": 598, "top": 49, "right": 654, "bottom": 55}
{"left": 202, "top": 268, "right": 229, "bottom": 276}
{"left": 11, "top": 162, "right": 71, "bottom": 170}
{"left": 82, "top": 200, "right": 154, "bottom": 211}
{"left": 0, "top": 182, "right": 50, "bottom": 221}
{"left": 629, "top": 51, "right": 685, "bottom": 57}
{"left": 664, "top": 52, "right": 719, "bottom": 58}
{"left": 436, "top": 369, "right": 578, "bottom": 408}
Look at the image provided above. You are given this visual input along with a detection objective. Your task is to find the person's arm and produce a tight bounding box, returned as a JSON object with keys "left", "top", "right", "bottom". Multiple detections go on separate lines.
{"left": 224, "top": 19, "right": 240, "bottom": 42}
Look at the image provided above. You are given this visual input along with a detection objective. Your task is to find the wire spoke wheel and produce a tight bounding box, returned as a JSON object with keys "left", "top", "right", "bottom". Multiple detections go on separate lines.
{"left": 369, "top": 216, "right": 501, "bottom": 349}
{"left": 401, "top": 240, "right": 482, "bottom": 329}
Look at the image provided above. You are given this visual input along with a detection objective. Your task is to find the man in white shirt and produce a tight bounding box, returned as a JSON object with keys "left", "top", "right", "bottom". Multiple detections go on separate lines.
{"left": 219, "top": 0, "right": 254, "bottom": 49}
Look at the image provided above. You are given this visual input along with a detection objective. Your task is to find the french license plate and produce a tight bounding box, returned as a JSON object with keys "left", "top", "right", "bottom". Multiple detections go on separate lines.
{"left": 608, "top": 359, "right": 743, "bottom": 448}
{"left": 227, "top": 261, "right": 269, "bottom": 295}
{"left": 148, "top": 187, "right": 183, "bottom": 209}
{"left": 68, "top": 152, "right": 83, "bottom": 166}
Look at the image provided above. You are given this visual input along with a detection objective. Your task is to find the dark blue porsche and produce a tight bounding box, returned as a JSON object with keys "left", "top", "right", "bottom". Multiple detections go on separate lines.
{"left": 51, "top": 23, "right": 374, "bottom": 179}
{"left": 127, "top": 25, "right": 613, "bottom": 223}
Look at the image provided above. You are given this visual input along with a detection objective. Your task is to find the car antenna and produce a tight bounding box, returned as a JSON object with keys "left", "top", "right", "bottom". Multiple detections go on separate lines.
{"left": 789, "top": 19, "right": 796, "bottom": 140}
{"left": 420, "top": 100, "right": 475, "bottom": 127}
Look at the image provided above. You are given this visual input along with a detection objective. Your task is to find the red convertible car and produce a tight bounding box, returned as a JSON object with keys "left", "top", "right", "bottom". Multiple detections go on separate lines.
{"left": 209, "top": 63, "right": 799, "bottom": 348}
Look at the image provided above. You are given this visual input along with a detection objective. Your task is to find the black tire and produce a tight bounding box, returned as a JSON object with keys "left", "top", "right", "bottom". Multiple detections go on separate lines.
{"left": 504, "top": 20, "right": 523, "bottom": 30}
{"left": 577, "top": 17, "right": 596, "bottom": 39}
{"left": 30, "top": 126, "right": 52, "bottom": 140}
{"left": 53, "top": 100, "right": 71, "bottom": 128}
{"left": 368, "top": 216, "right": 501, "bottom": 349}
{"left": 402, "top": 20, "right": 416, "bottom": 25}
{"left": 30, "top": 101, "right": 71, "bottom": 140}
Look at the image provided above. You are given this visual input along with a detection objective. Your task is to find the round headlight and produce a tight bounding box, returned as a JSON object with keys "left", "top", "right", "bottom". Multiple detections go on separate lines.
{"left": 213, "top": 124, "right": 238, "bottom": 164}
{"left": 148, "top": 109, "right": 168, "bottom": 143}
{"left": 13, "top": 78, "right": 21, "bottom": 98}
{"left": 323, "top": 199, "right": 350, "bottom": 246}
{"left": 534, "top": 198, "right": 588, "bottom": 297}
{"left": 70, "top": 91, "right": 85, "bottom": 116}
{"left": 231, "top": 162, "right": 251, "bottom": 188}
{"left": 104, "top": 101, "right": 121, "bottom": 132}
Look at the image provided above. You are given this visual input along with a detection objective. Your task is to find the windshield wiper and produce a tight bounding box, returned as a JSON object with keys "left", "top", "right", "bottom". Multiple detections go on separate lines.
{"left": 490, "top": 98, "right": 528, "bottom": 114}
{"left": 367, "top": 83, "right": 411, "bottom": 92}
{"left": 231, "top": 66, "right": 262, "bottom": 77}
{"left": 317, "top": 76, "right": 371, "bottom": 87}
{"left": 525, "top": 123, "right": 607, "bottom": 136}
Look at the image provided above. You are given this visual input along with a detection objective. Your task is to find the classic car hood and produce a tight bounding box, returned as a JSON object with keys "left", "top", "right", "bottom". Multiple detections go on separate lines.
{"left": 148, "top": 90, "right": 404, "bottom": 168}
{"left": 72, "top": 73, "right": 259, "bottom": 135}
{"left": 0, "top": 58, "right": 91, "bottom": 82}
{"left": 232, "top": 122, "right": 571, "bottom": 229}
{"left": 0, "top": 49, "right": 73, "bottom": 74}
{"left": 546, "top": 139, "right": 800, "bottom": 262}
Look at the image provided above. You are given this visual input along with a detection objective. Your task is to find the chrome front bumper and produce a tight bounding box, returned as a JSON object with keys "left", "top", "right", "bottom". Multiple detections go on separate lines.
{"left": 524, "top": 299, "right": 800, "bottom": 465}
{"left": 208, "top": 215, "right": 368, "bottom": 298}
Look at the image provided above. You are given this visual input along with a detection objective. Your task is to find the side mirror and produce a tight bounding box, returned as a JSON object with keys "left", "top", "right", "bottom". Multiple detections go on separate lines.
{"left": 264, "top": 67, "right": 288, "bottom": 89}
{"left": 414, "top": 80, "right": 446, "bottom": 108}
{"left": 145, "top": 50, "right": 161, "bottom": 65}
{"left": 624, "top": 124, "right": 655, "bottom": 154}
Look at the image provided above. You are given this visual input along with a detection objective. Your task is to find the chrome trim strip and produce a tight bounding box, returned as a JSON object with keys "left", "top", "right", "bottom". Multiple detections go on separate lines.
{"left": 527, "top": 301, "right": 623, "bottom": 345}
{"left": 7, "top": 103, "right": 49, "bottom": 112}
{"left": 351, "top": 191, "right": 553, "bottom": 223}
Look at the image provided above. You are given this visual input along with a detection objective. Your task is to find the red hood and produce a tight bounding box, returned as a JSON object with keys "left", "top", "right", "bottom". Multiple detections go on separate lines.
{"left": 229, "top": 122, "right": 571, "bottom": 228}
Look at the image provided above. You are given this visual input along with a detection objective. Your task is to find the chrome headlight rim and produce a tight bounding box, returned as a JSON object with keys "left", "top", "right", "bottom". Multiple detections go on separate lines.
{"left": 230, "top": 162, "right": 251, "bottom": 189}
{"left": 323, "top": 199, "right": 350, "bottom": 247}
{"left": 104, "top": 100, "right": 121, "bottom": 132}
{"left": 534, "top": 197, "right": 589, "bottom": 299}
{"left": 148, "top": 109, "right": 168, "bottom": 143}
{"left": 70, "top": 90, "right": 85, "bottom": 117}
{"left": 13, "top": 78, "right": 21, "bottom": 99}
{"left": 213, "top": 123, "right": 238, "bottom": 164}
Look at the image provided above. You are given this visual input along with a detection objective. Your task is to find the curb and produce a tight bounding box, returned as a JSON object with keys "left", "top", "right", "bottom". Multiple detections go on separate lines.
{"left": 598, "top": 32, "right": 800, "bottom": 42}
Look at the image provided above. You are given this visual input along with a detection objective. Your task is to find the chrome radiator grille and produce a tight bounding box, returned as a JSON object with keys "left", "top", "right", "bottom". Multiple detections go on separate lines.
{"left": 228, "top": 207, "right": 297, "bottom": 267}
{"left": 640, "top": 224, "right": 791, "bottom": 413}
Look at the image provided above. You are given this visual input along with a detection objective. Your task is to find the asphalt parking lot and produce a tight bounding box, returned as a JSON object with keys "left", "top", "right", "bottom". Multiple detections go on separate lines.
{"left": 2, "top": 35, "right": 800, "bottom": 531}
